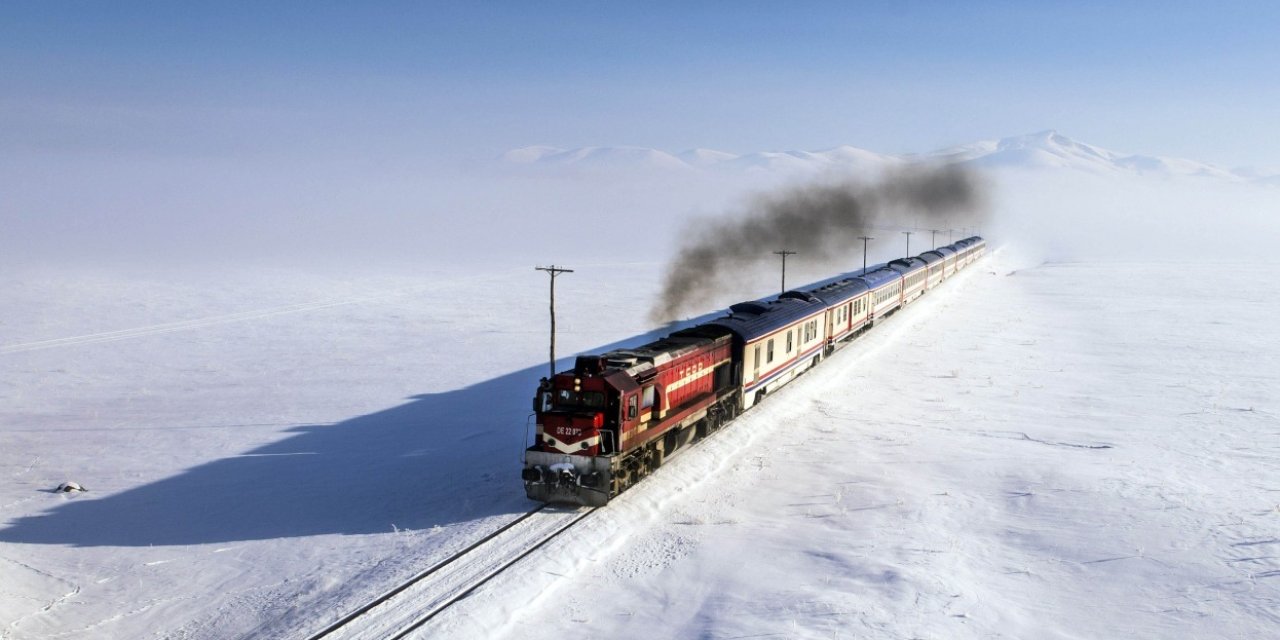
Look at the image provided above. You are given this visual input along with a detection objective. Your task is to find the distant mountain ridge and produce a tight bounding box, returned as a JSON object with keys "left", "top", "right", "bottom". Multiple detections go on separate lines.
{"left": 503, "top": 131, "right": 1276, "bottom": 184}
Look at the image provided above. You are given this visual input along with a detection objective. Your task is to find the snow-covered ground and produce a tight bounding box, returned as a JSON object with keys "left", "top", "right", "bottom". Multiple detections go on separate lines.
{"left": 457, "top": 254, "right": 1280, "bottom": 639}
{"left": 3, "top": 249, "right": 1277, "bottom": 639}
{"left": 0, "top": 262, "right": 663, "bottom": 639}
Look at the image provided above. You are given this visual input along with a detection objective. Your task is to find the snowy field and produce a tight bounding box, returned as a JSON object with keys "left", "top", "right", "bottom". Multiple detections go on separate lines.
{"left": 3, "top": 249, "right": 1277, "bottom": 639}
{"left": 0, "top": 262, "right": 661, "bottom": 639}
{"left": 463, "top": 254, "right": 1280, "bottom": 639}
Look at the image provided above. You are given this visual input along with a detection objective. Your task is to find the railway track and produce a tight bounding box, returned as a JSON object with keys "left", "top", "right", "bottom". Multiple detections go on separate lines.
{"left": 301, "top": 505, "right": 597, "bottom": 640}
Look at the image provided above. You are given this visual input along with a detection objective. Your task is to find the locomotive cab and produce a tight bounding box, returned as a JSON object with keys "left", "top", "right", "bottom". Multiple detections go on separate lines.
{"left": 532, "top": 369, "right": 618, "bottom": 456}
{"left": 523, "top": 329, "right": 733, "bottom": 506}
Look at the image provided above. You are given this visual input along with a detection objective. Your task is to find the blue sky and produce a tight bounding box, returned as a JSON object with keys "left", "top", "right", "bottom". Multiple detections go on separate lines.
{"left": 4, "top": 2, "right": 1279, "bottom": 166}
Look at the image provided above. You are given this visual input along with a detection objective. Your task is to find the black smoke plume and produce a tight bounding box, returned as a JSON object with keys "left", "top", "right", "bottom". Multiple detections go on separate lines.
{"left": 649, "top": 164, "right": 987, "bottom": 323}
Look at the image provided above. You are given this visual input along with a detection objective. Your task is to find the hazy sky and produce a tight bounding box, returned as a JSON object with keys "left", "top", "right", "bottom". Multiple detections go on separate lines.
{"left": 4, "top": 2, "right": 1279, "bottom": 266}
{"left": 5, "top": 2, "right": 1279, "bottom": 166}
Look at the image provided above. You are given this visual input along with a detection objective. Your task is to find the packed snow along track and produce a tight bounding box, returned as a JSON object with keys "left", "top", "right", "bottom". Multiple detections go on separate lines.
{"left": 303, "top": 505, "right": 595, "bottom": 640}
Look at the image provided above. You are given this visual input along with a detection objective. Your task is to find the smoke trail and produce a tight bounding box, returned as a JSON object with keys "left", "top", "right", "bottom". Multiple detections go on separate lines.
{"left": 649, "top": 164, "right": 987, "bottom": 323}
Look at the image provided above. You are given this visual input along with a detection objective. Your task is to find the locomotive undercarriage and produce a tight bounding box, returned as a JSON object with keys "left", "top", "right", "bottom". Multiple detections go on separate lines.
{"left": 523, "top": 393, "right": 741, "bottom": 506}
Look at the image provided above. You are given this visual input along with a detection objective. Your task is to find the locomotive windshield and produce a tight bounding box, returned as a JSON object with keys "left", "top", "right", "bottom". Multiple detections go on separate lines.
{"left": 553, "top": 389, "right": 605, "bottom": 409}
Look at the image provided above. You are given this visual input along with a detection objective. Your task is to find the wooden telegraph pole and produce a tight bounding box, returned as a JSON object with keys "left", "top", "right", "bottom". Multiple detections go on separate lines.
{"left": 535, "top": 265, "right": 573, "bottom": 379}
{"left": 773, "top": 250, "right": 796, "bottom": 294}
{"left": 858, "top": 236, "right": 874, "bottom": 274}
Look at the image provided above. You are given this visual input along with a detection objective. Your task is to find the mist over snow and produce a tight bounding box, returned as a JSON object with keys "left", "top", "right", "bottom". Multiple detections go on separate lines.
{"left": 496, "top": 131, "right": 1280, "bottom": 315}
{"left": 987, "top": 168, "right": 1280, "bottom": 269}
{"left": 431, "top": 130, "right": 1280, "bottom": 276}
{"left": 5, "top": 130, "right": 1277, "bottom": 277}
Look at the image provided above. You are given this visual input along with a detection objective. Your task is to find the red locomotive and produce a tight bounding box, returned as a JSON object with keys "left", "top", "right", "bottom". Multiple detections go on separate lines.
{"left": 522, "top": 325, "right": 739, "bottom": 505}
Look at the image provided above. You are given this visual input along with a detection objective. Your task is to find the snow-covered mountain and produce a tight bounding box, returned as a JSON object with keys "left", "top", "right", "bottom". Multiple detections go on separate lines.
{"left": 500, "top": 145, "right": 691, "bottom": 171}
{"left": 503, "top": 142, "right": 902, "bottom": 175}
{"left": 500, "top": 144, "right": 901, "bottom": 174}
{"left": 928, "top": 130, "right": 1242, "bottom": 180}
{"left": 503, "top": 131, "right": 1275, "bottom": 184}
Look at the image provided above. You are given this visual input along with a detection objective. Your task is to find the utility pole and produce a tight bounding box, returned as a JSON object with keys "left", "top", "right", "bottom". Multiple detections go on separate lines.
{"left": 902, "top": 230, "right": 913, "bottom": 256}
{"left": 949, "top": 228, "right": 954, "bottom": 243}
{"left": 931, "top": 229, "right": 939, "bottom": 250}
{"left": 773, "top": 250, "right": 796, "bottom": 294}
{"left": 535, "top": 265, "right": 573, "bottom": 379}
{"left": 857, "top": 236, "right": 874, "bottom": 274}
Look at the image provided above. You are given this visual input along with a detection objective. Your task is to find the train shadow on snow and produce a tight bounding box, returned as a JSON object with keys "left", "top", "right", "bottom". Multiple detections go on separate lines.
{"left": 0, "top": 318, "right": 713, "bottom": 547}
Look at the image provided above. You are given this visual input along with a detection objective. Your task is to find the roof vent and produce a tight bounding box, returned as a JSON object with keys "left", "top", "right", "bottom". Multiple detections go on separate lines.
{"left": 605, "top": 356, "right": 639, "bottom": 368}
{"left": 729, "top": 301, "right": 770, "bottom": 315}
{"left": 779, "top": 291, "right": 819, "bottom": 303}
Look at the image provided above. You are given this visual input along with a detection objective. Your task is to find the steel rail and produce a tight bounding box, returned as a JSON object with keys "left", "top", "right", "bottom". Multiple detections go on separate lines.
{"left": 301, "top": 505, "right": 548, "bottom": 640}
{"left": 385, "top": 507, "right": 598, "bottom": 639}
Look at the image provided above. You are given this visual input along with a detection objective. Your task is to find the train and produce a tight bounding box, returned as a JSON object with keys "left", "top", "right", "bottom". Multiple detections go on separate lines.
{"left": 521, "top": 236, "right": 988, "bottom": 506}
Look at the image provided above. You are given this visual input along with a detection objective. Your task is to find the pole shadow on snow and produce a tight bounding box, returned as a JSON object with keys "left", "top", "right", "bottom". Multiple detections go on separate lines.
{"left": 0, "top": 318, "right": 713, "bottom": 547}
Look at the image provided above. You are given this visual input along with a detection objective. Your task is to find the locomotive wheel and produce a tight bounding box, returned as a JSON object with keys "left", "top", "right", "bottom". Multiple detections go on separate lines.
{"left": 723, "top": 400, "right": 736, "bottom": 421}
{"left": 696, "top": 411, "right": 721, "bottom": 440}
{"left": 643, "top": 443, "right": 662, "bottom": 474}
